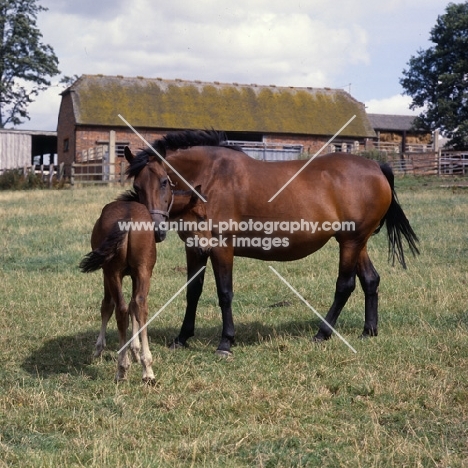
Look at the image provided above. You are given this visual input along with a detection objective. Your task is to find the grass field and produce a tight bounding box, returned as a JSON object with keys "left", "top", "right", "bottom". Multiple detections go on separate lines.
{"left": 0, "top": 177, "right": 467, "bottom": 467}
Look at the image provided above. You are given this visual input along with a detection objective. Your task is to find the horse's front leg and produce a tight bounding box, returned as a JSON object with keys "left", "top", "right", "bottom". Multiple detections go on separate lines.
{"left": 210, "top": 244, "right": 235, "bottom": 357}
{"left": 170, "top": 245, "right": 208, "bottom": 348}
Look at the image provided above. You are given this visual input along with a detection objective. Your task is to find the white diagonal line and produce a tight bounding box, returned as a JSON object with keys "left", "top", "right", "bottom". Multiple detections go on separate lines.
{"left": 268, "top": 115, "right": 356, "bottom": 202}
{"left": 118, "top": 114, "right": 207, "bottom": 202}
{"left": 117, "top": 266, "right": 206, "bottom": 354}
{"left": 269, "top": 266, "right": 357, "bottom": 353}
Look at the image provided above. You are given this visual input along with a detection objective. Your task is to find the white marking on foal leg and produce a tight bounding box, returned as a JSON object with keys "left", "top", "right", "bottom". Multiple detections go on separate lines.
{"left": 129, "top": 311, "right": 141, "bottom": 362}
{"left": 139, "top": 328, "right": 155, "bottom": 383}
{"left": 94, "top": 328, "right": 106, "bottom": 358}
{"left": 116, "top": 346, "right": 131, "bottom": 382}
{"left": 95, "top": 300, "right": 114, "bottom": 358}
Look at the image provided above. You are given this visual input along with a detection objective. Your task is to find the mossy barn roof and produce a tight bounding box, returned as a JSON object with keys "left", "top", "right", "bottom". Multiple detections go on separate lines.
{"left": 64, "top": 75, "right": 375, "bottom": 138}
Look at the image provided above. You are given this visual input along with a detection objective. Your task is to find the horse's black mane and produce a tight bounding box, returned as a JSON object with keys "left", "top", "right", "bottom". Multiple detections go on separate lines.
{"left": 126, "top": 129, "right": 243, "bottom": 178}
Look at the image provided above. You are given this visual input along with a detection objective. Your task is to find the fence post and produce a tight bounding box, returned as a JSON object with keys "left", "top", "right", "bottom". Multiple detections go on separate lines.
{"left": 48, "top": 164, "right": 54, "bottom": 188}
{"left": 120, "top": 161, "right": 125, "bottom": 186}
{"left": 70, "top": 163, "right": 75, "bottom": 187}
{"left": 109, "top": 130, "right": 116, "bottom": 181}
{"left": 58, "top": 162, "right": 65, "bottom": 182}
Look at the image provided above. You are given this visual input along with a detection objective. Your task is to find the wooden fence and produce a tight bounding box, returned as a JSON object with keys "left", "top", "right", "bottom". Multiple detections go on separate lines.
{"left": 378, "top": 151, "right": 468, "bottom": 176}
{"left": 1, "top": 151, "right": 467, "bottom": 189}
{"left": 0, "top": 163, "right": 66, "bottom": 188}
{"left": 70, "top": 160, "right": 128, "bottom": 186}
{"left": 0, "top": 160, "right": 130, "bottom": 187}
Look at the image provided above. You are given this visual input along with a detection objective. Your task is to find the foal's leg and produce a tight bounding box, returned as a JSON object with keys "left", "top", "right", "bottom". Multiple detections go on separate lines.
{"left": 313, "top": 241, "right": 359, "bottom": 341}
{"left": 94, "top": 275, "right": 114, "bottom": 358}
{"left": 356, "top": 247, "right": 380, "bottom": 337}
{"left": 108, "top": 273, "right": 130, "bottom": 382}
{"left": 171, "top": 246, "right": 208, "bottom": 348}
{"left": 129, "top": 271, "right": 156, "bottom": 384}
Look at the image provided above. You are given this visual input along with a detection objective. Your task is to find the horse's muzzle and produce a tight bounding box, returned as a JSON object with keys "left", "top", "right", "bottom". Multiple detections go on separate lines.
{"left": 150, "top": 211, "right": 168, "bottom": 243}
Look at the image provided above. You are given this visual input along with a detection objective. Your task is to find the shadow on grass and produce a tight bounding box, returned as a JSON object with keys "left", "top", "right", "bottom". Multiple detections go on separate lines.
{"left": 21, "top": 313, "right": 362, "bottom": 379}
{"left": 21, "top": 330, "right": 102, "bottom": 379}
{"left": 147, "top": 318, "right": 320, "bottom": 348}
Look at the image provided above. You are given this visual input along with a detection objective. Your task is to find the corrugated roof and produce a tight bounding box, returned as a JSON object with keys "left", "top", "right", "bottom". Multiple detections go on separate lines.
{"left": 63, "top": 75, "right": 375, "bottom": 138}
{"left": 367, "top": 114, "right": 418, "bottom": 132}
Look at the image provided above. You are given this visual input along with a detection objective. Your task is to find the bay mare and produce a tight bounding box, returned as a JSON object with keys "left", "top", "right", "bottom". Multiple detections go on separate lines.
{"left": 125, "top": 130, "right": 419, "bottom": 356}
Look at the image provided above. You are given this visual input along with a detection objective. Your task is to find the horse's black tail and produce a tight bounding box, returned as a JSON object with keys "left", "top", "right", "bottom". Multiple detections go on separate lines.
{"left": 79, "top": 224, "right": 127, "bottom": 273}
{"left": 379, "top": 163, "right": 420, "bottom": 269}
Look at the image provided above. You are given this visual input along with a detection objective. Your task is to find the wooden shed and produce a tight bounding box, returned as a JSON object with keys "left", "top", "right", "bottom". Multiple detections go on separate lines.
{"left": 0, "top": 129, "right": 57, "bottom": 172}
{"left": 57, "top": 74, "right": 376, "bottom": 171}
{"left": 367, "top": 114, "right": 433, "bottom": 154}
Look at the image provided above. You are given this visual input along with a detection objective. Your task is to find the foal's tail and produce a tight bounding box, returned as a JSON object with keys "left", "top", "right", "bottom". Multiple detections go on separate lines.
{"left": 79, "top": 225, "right": 127, "bottom": 273}
{"left": 379, "top": 163, "right": 420, "bottom": 269}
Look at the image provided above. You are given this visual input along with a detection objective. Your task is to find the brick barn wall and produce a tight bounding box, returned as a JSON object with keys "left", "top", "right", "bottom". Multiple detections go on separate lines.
{"left": 57, "top": 92, "right": 76, "bottom": 168}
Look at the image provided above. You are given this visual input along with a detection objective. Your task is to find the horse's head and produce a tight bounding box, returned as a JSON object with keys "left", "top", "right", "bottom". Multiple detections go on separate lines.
{"left": 125, "top": 146, "right": 172, "bottom": 242}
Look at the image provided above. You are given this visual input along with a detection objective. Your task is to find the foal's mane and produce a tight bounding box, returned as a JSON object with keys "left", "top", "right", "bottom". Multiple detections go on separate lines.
{"left": 116, "top": 190, "right": 139, "bottom": 202}
{"left": 126, "top": 130, "right": 242, "bottom": 178}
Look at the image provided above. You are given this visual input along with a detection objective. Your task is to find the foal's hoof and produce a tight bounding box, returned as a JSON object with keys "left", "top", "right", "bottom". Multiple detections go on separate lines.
{"left": 215, "top": 349, "right": 233, "bottom": 358}
{"left": 142, "top": 377, "right": 158, "bottom": 386}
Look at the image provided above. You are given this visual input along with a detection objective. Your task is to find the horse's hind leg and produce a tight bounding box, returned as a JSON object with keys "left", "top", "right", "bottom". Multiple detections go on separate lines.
{"left": 129, "top": 271, "right": 156, "bottom": 384}
{"left": 313, "top": 241, "right": 358, "bottom": 341}
{"left": 107, "top": 273, "right": 130, "bottom": 382}
{"left": 356, "top": 247, "right": 380, "bottom": 338}
{"left": 94, "top": 275, "right": 115, "bottom": 358}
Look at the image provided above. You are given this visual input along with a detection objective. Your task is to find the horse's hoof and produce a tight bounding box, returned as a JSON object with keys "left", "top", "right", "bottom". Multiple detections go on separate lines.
{"left": 360, "top": 332, "right": 377, "bottom": 340}
{"left": 312, "top": 334, "right": 329, "bottom": 343}
{"left": 215, "top": 349, "right": 233, "bottom": 358}
{"left": 361, "top": 329, "right": 378, "bottom": 339}
{"left": 169, "top": 340, "right": 187, "bottom": 351}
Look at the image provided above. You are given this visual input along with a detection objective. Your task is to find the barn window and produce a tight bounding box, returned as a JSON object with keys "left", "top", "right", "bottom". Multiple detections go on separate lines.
{"left": 115, "top": 143, "right": 130, "bottom": 157}
{"left": 63, "top": 138, "right": 69, "bottom": 152}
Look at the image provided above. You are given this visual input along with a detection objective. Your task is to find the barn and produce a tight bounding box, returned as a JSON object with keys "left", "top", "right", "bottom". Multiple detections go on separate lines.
{"left": 0, "top": 129, "right": 57, "bottom": 173}
{"left": 57, "top": 74, "right": 376, "bottom": 174}
{"left": 367, "top": 114, "right": 433, "bottom": 154}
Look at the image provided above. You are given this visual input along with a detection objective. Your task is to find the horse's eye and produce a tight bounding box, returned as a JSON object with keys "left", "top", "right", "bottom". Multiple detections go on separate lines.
{"left": 161, "top": 178, "right": 168, "bottom": 188}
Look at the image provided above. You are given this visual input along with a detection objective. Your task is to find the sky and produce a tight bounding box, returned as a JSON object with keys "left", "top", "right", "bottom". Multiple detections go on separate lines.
{"left": 18, "top": 0, "right": 453, "bottom": 131}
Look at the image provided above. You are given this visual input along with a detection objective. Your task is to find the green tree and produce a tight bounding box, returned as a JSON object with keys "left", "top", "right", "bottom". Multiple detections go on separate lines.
{"left": 0, "top": 0, "right": 60, "bottom": 128}
{"left": 400, "top": 2, "right": 468, "bottom": 149}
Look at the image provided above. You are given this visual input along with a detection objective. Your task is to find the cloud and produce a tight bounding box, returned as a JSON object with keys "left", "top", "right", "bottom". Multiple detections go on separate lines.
{"left": 365, "top": 94, "right": 418, "bottom": 115}
{"left": 41, "top": 0, "right": 126, "bottom": 19}
{"left": 38, "top": 0, "right": 369, "bottom": 88}
{"left": 19, "top": 85, "right": 62, "bottom": 131}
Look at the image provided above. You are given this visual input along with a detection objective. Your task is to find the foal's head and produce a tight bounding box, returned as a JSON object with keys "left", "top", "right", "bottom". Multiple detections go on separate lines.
{"left": 125, "top": 146, "right": 172, "bottom": 242}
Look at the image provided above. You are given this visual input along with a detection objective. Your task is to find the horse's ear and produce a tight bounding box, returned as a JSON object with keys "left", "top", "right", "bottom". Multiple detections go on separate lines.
{"left": 190, "top": 185, "right": 203, "bottom": 204}
{"left": 124, "top": 146, "right": 134, "bottom": 163}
